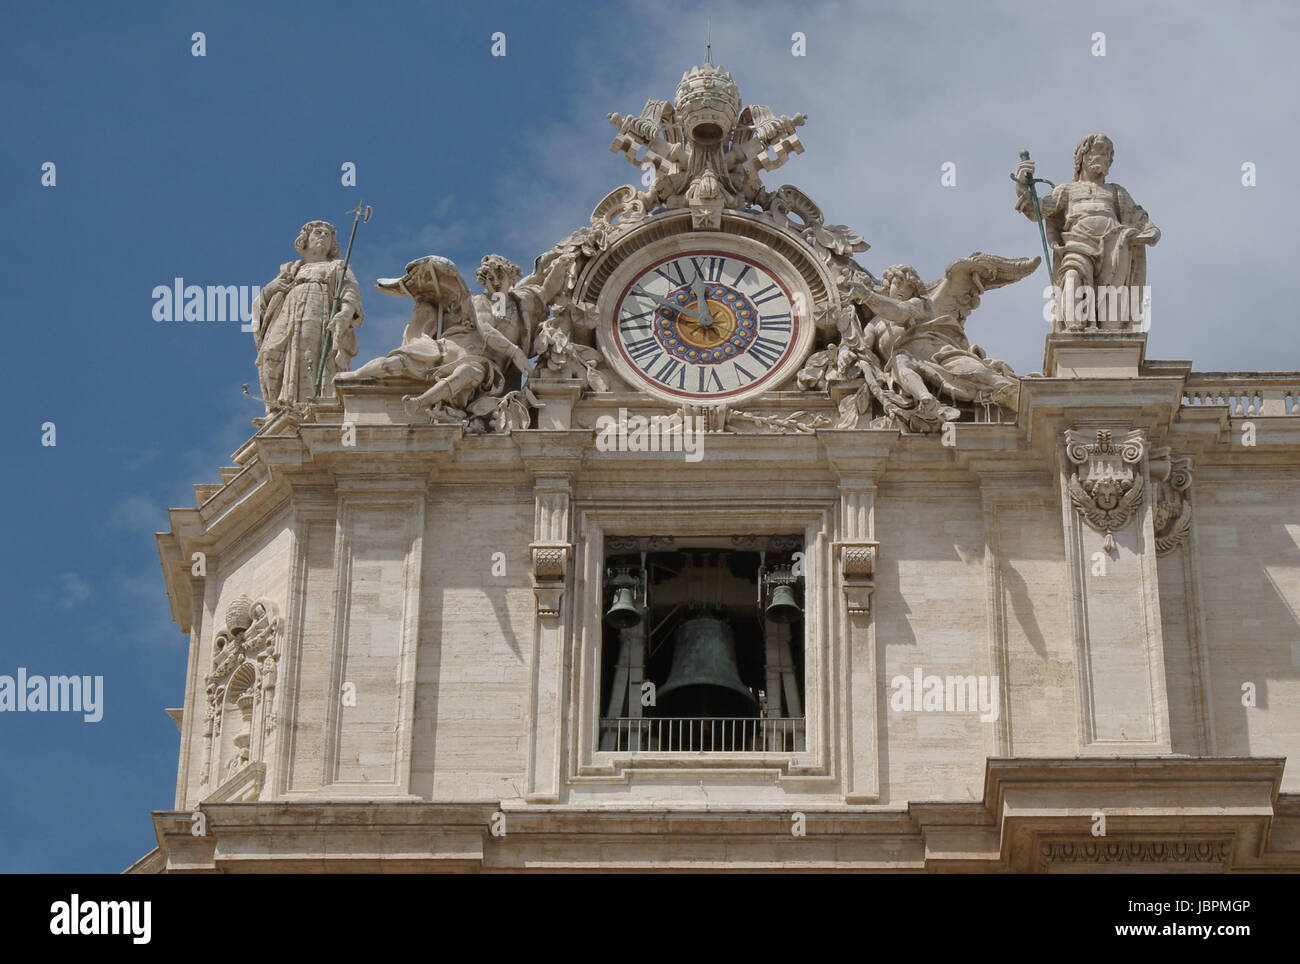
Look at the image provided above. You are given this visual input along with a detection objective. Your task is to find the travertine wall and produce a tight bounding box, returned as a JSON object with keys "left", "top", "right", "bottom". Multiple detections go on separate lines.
{"left": 181, "top": 514, "right": 293, "bottom": 808}
{"left": 173, "top": 441, "right": 1300, "bottom": 811}
{"left": 1194, "top": 478, "right": 1300, "bottom": 791}
{"left": 413, "top": 491, "right": 535, "bottom": 801}
{"left": 875, "top": 487, "right": 990, "bottom": 803}
{"left": 995, "top": 501, "right": 1078, "bottom": 757}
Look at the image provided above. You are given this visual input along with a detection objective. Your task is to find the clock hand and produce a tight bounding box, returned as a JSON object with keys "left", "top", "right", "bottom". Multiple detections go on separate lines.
{"left": 691, "top": 277, "right": 712, "bottom": 328}
{"left": 632, "top": 287, "right": 699, "bottom": 322}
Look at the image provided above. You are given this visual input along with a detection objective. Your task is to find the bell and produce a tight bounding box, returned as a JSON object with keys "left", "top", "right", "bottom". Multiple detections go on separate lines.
{"left": 765, "top": 583, "right": 802, "bottom": 624}
{"left": 658, "top": 616, "right": 758, "bottom": 717}
{"left": 605, "top": 586, "right": 642, "bottom": 628}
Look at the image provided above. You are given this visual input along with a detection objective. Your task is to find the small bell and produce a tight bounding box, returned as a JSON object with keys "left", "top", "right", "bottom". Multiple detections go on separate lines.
{"left": 765, "top": 583, "right": 802, "bottom": 624}
{"left": 605, "top": 586, "right": 642, "bottom": 628}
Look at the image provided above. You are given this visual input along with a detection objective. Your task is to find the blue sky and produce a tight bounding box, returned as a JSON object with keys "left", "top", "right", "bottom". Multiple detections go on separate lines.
{"left": 3, "top": 0, "right": 1297, "bottom": 871}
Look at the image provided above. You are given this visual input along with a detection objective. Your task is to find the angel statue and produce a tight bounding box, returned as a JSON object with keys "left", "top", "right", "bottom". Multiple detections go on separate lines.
{"left": 798, "top": 254, "right": 1038, "bottom": 432}
{"left": 531, "top": 299, "right": 609, "bottom": 393}
{"left": 340, "top": 251, "right": 572, "bottom": 433}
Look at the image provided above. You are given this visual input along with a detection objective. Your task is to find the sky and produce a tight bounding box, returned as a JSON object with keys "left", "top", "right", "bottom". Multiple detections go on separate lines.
{"left": 2, "top": 0, "right": 1297, "bottom": 872}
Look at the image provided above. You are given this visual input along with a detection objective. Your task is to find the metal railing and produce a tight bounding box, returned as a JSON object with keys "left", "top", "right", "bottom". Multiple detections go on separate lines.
{"left": 1181, "top": 374, "right": 1300, "bottom": 416}
{"left": 598, "top": 716, "right": 806, "bottom": 752}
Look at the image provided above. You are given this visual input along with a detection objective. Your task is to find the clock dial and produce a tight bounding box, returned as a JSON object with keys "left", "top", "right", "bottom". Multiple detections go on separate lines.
{"left": 612, "top": 252, "right": 801, "bottom": 401}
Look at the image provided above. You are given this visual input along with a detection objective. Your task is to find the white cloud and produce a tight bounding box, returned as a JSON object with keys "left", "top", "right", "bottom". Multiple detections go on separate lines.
{"left": 109, "top": 496, "right": 164, "bottom": 531}
{"left": 438, "top": 0, "right": 1300, "bottom": 376}
{"left": 55, "top": 572, "right": 92, "bottom": 610}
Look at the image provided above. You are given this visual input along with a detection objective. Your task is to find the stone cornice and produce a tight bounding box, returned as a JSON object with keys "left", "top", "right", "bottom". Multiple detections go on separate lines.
{"left": 136, "top": 758, "right": 1299, "bottom": 873}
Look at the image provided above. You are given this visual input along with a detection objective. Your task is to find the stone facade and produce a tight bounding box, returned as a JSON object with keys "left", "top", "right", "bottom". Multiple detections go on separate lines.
{"left": 133, "top": 65, "right": 1300, "bottom": 873}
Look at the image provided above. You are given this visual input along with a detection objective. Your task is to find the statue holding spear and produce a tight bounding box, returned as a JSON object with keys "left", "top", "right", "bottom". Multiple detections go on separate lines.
{"left": 248, "top": 207, "right": 368, "bottom": 415}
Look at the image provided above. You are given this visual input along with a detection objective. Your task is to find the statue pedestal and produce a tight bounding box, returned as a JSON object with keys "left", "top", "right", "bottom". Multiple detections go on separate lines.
{"left": 530, "top": 377, "right": 586, "bottom": 430}
{"left": 1043, "top": 331, "right": 1147, "bottom": 379}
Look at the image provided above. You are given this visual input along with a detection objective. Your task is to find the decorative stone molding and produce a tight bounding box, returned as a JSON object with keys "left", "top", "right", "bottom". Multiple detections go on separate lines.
{"left": 530, "top": 541, "right": 571, "bottom": 617}
{"left": 1038, "top": 839, "right": 1231, "bottom": 869}
{"left": 202, "top": 596, "right": 280, "bottom": 792}
{"left": 530, "top": 482, "right": 572, "bottom": 619}
{"left": 1064, "top": 428, "right": 1146, "bottom": 552}
{"left": 836, "top": 540, "right": 878, "bottom": 615}
{"left": 727, "top": 408, "right": 832, "bottom": 434}
{"left": 1150, "top": 448, "right": 1194, "bottom": 556}
{"left": 531, "top": 543, "right": 569, "bottom": 581}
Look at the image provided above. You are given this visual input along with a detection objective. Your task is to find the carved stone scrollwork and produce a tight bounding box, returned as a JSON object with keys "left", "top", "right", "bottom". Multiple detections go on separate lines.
{"left": 530, "top": 542, "right": 570, "bottom": 617}
{"left": 1064, "top": 429, "right": 1146, "bottom": 552}
{"left": 1038, "top": 839, "right": 1231, "bottom": 869}
{"left": 607, "top": 536, "right": 675, "bottom": 552}
{"left": 1149, "top": 448, "right": 1194, "bottom": 556}
{"left": 836, "top": 541, "right": 878, "bottom": 615}
{"left": 202, "top": 595, "right": 280, "bottom": 794}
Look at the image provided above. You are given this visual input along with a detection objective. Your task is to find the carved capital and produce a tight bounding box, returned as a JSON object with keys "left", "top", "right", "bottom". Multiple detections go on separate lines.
{"left": 839, "top": 542, "right": 877, "bottom": 579}
{"left": 835, "top": 540, "right": 878, "bottom": 615}
{"left": 1064, "top": 427, "right": 1146, "bottom": 467}
{"left": 530, "top": 541, "right": 570, "bottom": 617}
{"left": 531, "top": 542, "right": 570, "bottom": 581}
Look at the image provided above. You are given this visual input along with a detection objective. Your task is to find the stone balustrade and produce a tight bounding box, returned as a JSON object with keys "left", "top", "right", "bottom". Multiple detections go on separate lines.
{"left": 1181, "top": 372, "right": 1300, "bottom": 416}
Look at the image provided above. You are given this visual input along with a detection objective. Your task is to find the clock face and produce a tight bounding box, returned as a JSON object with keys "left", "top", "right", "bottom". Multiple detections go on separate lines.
{"left": 607, "top": 250, "right": 805, "bottom": 403}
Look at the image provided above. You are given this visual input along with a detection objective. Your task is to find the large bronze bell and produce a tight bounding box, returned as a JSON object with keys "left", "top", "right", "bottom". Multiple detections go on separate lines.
{"left": 658, "top": 616, "right": 758, "bottom": 718}
{"left": 765, "top": 583, "right": 802, "bottom": 624}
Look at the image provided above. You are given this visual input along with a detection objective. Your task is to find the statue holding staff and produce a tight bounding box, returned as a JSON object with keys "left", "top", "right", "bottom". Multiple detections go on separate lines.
{"left": 251, "top": 220, "right": 364, "bottom": 412}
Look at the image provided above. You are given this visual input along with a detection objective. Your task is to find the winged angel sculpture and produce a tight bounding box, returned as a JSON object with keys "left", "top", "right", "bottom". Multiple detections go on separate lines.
{"left": 797, "top": 253, "right": 1040, "bottom": 432}
{"left": 339, "top": 248, "right": 588, "bottom": 433}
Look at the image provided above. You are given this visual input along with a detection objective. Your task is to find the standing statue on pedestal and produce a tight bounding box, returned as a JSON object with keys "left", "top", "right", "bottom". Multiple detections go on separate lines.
{"left": 251, "top": 221, "right": 364, "bottom": 412}
{"left": 1013, "top": 134, "right": 1159, "bottom": 331}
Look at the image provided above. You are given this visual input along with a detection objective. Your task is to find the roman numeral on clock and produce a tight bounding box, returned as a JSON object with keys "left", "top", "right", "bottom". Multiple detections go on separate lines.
{"left": 690, "top": 257, "right": 726, "bottom": 282}
{"left": 697, "top": 367, "right": 724, "bottom": 393}
{"left": 747, "top": 335, "right": 786, "bottom": 369}
{"left": 731, "top": 359, "right": 757, "bottom": 383}
{"left": 620, "top": 306, "right": 656, "bottom": 333}
{"left": 750, "top": 283, "right": 784, "bottom": 306}
{"left": 626, "top": 336, "right": 661, "bottom": 362}
{"left": 761, "top": 311, "right": 792, "bottom": 333}
{"left": 653, "top": 261, "right": 687, "bottom": 286}
{"left": 652, "top": 356, "right": 686, "bottom": 389}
